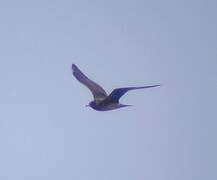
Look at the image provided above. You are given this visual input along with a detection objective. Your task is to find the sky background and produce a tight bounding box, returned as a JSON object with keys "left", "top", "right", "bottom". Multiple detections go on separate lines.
{"left": 0, "top": 0, "right": 217, "bottom": 179}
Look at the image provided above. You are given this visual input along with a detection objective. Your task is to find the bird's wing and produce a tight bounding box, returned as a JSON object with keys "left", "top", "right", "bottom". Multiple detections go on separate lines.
{"left": 72, "top": 64, "right": 108, "bottom": 101}
{"left": 107, "top": 85, "right": 160, "bottom": 103}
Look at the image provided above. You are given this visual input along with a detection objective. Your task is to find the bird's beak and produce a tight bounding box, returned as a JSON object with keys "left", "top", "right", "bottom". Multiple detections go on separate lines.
{"left": 85, "top": 104, "right": 89, "bottom": 107}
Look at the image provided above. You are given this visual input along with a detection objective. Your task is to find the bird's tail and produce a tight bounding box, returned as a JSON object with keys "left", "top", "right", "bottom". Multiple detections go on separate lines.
{"left": 119, "top": 104, "right": 133, "bottom": 108}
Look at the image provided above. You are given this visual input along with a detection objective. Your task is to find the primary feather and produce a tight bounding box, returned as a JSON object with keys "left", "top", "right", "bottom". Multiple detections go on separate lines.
{"left": 107, "top": 85, "right": 161, "bottom": 103}
{"left": 72, "top": 64, "right": 107, "bottom": 102}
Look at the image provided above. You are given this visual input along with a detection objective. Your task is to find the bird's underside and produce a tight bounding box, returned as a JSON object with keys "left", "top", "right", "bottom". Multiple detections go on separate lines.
{"left": 91, "top": 101, "right": 131, "bottom": 111}
{"left": 72, "top": 64, "right": 160, "bottom": 111}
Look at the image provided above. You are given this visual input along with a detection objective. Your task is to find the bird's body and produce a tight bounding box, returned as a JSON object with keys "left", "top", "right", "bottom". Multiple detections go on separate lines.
{"left": 71, "top": 64, "right": 160, "bottom": 111}
{"left": 88, "top": 100, "right": 131, "bottom": 111}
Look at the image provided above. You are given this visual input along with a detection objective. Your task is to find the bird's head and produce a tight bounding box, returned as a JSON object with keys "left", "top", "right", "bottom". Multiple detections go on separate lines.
{"left": 85, "top": 101, "right": 97, "bottom": 109}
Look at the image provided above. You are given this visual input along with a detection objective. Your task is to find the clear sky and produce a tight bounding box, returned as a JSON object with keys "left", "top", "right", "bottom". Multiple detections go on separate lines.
{"left": 0, "top": 0, "right": 217, "bottom": 179}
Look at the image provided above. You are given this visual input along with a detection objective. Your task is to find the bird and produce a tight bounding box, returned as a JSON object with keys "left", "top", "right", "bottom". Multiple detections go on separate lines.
{"left": 71, "top": 64, "right": 160, "bottom": 111}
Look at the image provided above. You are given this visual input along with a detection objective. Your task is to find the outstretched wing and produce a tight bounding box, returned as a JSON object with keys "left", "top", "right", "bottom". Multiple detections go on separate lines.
{"left": 107, "top": 85, "right": 160, "bottom": 103}
{"left": 72, "top": 64, "right": 108, "bottom": 101}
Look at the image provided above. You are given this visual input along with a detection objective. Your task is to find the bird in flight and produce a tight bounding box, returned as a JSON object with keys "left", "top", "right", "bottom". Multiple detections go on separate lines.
{"left": 71, "top": 64, "right": 160, "bottom": 111}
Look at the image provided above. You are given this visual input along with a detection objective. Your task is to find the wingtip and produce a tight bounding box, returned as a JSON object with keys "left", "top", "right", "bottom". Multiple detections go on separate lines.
{"left": 149, "top": 84, "right": 161, "bottom": 88}
{"left": 71, "top": 64, "right": 77, "bottom": 71}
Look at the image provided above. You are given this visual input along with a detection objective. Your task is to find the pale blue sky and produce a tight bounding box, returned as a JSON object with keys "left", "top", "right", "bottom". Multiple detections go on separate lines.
{"left": 0, "top": 0, "right": 217, "bottom": 179}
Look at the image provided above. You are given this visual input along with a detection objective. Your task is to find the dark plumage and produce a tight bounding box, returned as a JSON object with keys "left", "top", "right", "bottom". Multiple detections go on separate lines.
{"left": 72, "top": 64, "right": 160, "bottom": 111}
